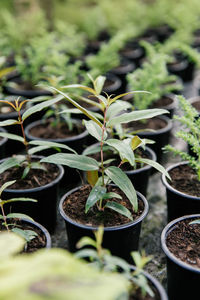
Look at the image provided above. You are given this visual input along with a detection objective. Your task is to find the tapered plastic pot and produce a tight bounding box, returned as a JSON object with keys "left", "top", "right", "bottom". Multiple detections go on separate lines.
{"left": 167, "top": 55, "right": 194, "bottom": 82}
{"left": 0, "top": 127, "right": 8, "bottom": 159}
{"left": 161, "top": 214, "right": 200, "bottom": 300}
{"left": 137, "top": 115, "right": 172, "bottom": 163}
{"left": 130, "top": 266, "right": 168, "bottom": 300}
{"left": 162, "top": 161, "right": 200, "bottom": 222}
{"left": 25, "top": 119, "right": 88, "bottom": 187}
{"left": 150, "top": 94, "right": 177, "bottom": 119}
{"left": 103, "top": 73, "right": 122, "bottom": 95}
{"left": 2, "top": 156, "right": 64, "bottom": 233}
{"left": 59, "top": 186, "right": 149, "bottom": 263}
{"left": 120, "top": 41, "right": 144, "bottom": 67}
{"left": 110, "top": 58, "right": 136, "bottom": 94}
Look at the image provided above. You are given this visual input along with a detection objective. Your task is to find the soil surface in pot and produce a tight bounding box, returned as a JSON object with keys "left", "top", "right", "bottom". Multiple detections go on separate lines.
{"left": 150, "top": 96, "right": 173, "bottom": 108}
{"left": 124, "top": 117, "right": 167, "bottom": 132}
{"left": 63, "top": 185, "right": 144, "bottom": 227}
{"left": 0, "top": 160, "right": 59, "bottom": 189}
{"left": 166, "top": 217, "right": 200, "bottom": 268}
{"left": 168, "top": 164, "right": 200, "bottom": 197}
{"left": 0, "top": 219, "right": 46, "bottom": 253}
{"left": 191, "top": 100, "right": 200, "bottom": 111}
{"left": 29, "top": 119, "right": 85, "bottom": 139}
{"left": 129, "top": 281, "right": 160, "bottom": 300}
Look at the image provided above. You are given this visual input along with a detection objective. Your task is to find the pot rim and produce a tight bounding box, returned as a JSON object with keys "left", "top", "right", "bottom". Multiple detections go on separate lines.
{"left": 161, "top": 214, "right": 200, "bottom": 274}
{"left": 136, "top": 115, "right": 172, "bottom": 136}
{"left": 162, "top": 161, "right": 200, "bottom": 200}
{"left": 104, "top": 73, "right": 122, "bottom": 92}
{"left": 159, "top": 93, "right": 177, "bottom": 111}
{"left": 25, "top": 119, "right": 88, "bottom": 143}
{"left": 111, "top": 58, "right": 136, "bottom": 75}
{"left": 1, "top": 155, "right": 64, "bottom": 193}
{"left": 130, "top": 266, "right": 168, "bottom": 300}
{"left": 59, "top": 185, "right": 149, "bottom": 231}
{"left": 20, "top": 217, "right": 52, "bottom": 248}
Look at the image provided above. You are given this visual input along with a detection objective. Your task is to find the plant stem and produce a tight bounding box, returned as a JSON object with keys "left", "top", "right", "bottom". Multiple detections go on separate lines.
{"left": 100, "top": 106, "right": 108, "bottom": 187}
{"left": 0, "top": 204, "right": 9, "bottom": 232}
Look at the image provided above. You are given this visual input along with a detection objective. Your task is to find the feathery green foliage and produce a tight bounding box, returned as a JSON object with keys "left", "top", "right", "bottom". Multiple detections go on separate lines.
{"left": 164, "top": 95, "right": 200, "bottom": 181}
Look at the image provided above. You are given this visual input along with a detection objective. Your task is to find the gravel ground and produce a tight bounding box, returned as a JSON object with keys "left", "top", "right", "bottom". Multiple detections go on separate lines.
{"left": 51, "top": 78, "right": 198, "bottom": 289}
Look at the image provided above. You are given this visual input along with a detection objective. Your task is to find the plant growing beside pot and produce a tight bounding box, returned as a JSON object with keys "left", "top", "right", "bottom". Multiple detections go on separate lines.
{"left": 41, "top": 75, "right": 170, "bottom": 261}
{"left": 0, "top": 97, "right": 72, "bottom": 232}
{"left": 163, "top": 95, "right": 200, "bottom": 221}
{"left": 76, "top": 227, "right": 168, "bottom": 300}
{"left": 161, "top": 214, "right": 200, "bottom": 300}
{"left": 0, "top": 180, "right": 51, "bottom": 251}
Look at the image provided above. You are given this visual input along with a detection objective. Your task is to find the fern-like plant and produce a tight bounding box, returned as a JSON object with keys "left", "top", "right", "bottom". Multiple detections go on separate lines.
{"left": 164, "top": 95, "right": 200, "bottom": 181}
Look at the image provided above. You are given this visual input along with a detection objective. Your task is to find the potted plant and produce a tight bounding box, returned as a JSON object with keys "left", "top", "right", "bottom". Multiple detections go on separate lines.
{"left": 76, "top": 227, "right": 168, "bottom": 300}
{"left": 161, "top": 214, "right": 200, "bottom": 300}
{"left": 0, "top": 97, "right": 67, "bottom": 232}
{"left": 41, "top": 75, "right": 170, "bottom": 261}
{"left": 0, "top": 180, "right": 51, "bottom": 252}
{"left": 162, "top": 95, "right": 200, "bottom": 221}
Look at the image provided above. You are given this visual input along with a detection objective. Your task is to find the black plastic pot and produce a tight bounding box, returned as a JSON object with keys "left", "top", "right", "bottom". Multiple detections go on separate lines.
{"left": 150, "top": 94, "right": 177, "bottom": 119}
{"left": 130, "top": 266, "right": 168, "bottom": 300}
{"left": 3, "top": 77, "right": 52, "bottom": 98}
{"left": 161, "top": 214, "right": 200, "bottom": 300}
{"left": 2, "top": 156, "right": 64, "bottom": 233}
{"left": 19, "top": 217, "right": 51, "bottom": 250}
{"left": 162, "top": 161, "right": 200, "bottom": 222}
{"left": 167, "top": 54, "right": 194, "bottom": 82}
{"left": 193, "top": 73, "right": 200, "bottom": 96}
{"left": 25, "top": 119, "right": 88, "bottom": 188}
{"left": 59, "top": 186, "right": 149, "bottom": 263}
{"left": 103, "top": 73, "right": 122, "bottom": 95}
{"left": 136, "top": 115, "right": 172, "bottom": 163}
{"left": 110, "top": 58, "right": 136, "bottom": 94}
{"left": 0, "top": 127, "right": 8, "bottom": 159}
{"left": 120, "top": 41, "right": 145, "bottom": 68}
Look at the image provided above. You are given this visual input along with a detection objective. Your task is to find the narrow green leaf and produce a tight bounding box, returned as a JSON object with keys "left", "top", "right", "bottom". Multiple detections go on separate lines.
{"left": 109, "top": 91, "right": 150, "bottom": 105}
{"left": 3, "top": 198, "right": 37, "bottom": 204}
{"left": 0, "top": 119, "right": 19, "bottom": 126}
{"left": 86, "top": 170, "right": 99, "bottom": 186}
{"left": 11, "top": 228, "right": 37, "bottom": 242}
{"left": 106, "top": 100, "right": 132, "bottom": 120}
{"left": 0, "top": 180, "right": 16, "bottom": 196}
{"left": 135, "top": 157, "right": 171, "bottom": 180}
{"left": 49, "top": 87, "right": 102, "bottom": 127}
{"left": 131, "top": 136, "right": 143, "bottom": 150}
{"left": 22, "top": 95, "right": 63, "bottom": 121}
{"left": 0, "top": 132, "right": 24, "bottom": 143}
{"left": 105, "top": 139, "right": 135, "bottom": 166}
{"left": 102, "top": 192, "right": 122, "bottom": 200}
{"left": 85, "top": 186, "right": 107, "bottom": 213}
{"left": 76, "top": 237, "right": 97, "bottom": 249}
{"left": 94, "top": 76, "right": 106, "bottom": 95}
{"left": 29, "top": 140, "right": 77, "bottom": 154}
{"left": 75, "top": 249, "right": 99, "bottom": 260}
{"left": 0, "top": 66, "right": 15, "bottom": 79}
{"left": 7, "top": 213, "right": 34, "bottom": 221}
{"left": 105, "top": 201, "right": 133, "bottom": 221}
{"left": 62, "top": 84, "right": 96, "bottom": 95}
{"left": 41, "top": 153, "right": 99, "bottom": 171}
{"left": 0, "top": 157, "right": 25, "bottom": 174}
{"left": 84, "top": 120, "right": 107, "bottom": 142}
{"left": 105, "top": 166, "right": 138, "bottom": 211}
{"left": 107, "top": 109, "right": 169, "bottom": 127}
{"left": 21, "top": 166, "right": 30, "bottom": 179}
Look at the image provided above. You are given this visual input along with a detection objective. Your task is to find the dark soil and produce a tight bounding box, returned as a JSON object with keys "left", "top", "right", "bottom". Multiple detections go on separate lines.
{"left": 129, "top": 282, "right": 160, "bottom": 300}
{"left": 63, "top": 185, "right": 144, "bottom": 227}
{"left": 166, "top": 218, "right": 200, "bottom": 268}
{"left": 168, "top": 164, "right": 200, "bottom": 197}
{"left": 29, "top": 119, "right": 85, "bottom": 139}
{"left": 0, "top": 219, "right": 46, "bottom": 253}
{"left": 125, "top": 117, "right": 167, "bottom": 132}
{"left": 151, "top": 96, "right": 173, "bottom": 108}
{"left": 191, "top": 100, "right": 200, "bottom": 111}
{"left": 0, "top": 160, "right": 59, "bottom": 189}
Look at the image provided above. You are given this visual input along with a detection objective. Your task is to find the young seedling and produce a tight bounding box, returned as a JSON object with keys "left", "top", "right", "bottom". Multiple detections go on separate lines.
{"left": 76, "top": 226, "right": 154, "bottom": 298}
{"left": 0, "top": 180, "right": 38, "bottom": 246}
{"left": 0, "top": 97, "right": 76, "bottom": 180}
{"left": 164, "top": 95, "right": 200, "bottom": 181}
{"left": 41, "top": 75, "right": 170, "bottom": 221}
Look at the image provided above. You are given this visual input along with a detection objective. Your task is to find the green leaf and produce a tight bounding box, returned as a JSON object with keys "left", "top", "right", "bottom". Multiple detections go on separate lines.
{"left": 48, "top": 87, "right": 103, "bottom": 127}
{"left": 22, "top": 95, "right": 63, "bottom": 121}
{"left": 62, "top": 84, "right": 96, "bottom": 95}
{"left": 84, "top": 120, "right": 107, "bottom": 142}
{"left": 85, "top": 186, "right": 107, "bottom": 213}
{"left": 106, "top": 100, "right": 132, "bottom": 120}
{"left": 0, "top": 132, "right": 24, "bottom": 143}
{"left": 75, "top": 249, "right": 99, "bottom": 260}
{"left": 102, "top": 192, "right": 122, "bottom": 200}
{"left": 0, "top": 156, "right": 25, "bottom": 174}
{"left": 0, "top": 180, "right": 16, "bottom": 196}
{"left": 135, "top": 157, "right": 171, "bottom": 180}
{"left": 3, "top": 198, "right": 37, "bottom": 204}
{"left": 105, "top": 201, "right": 133, "bottom": 221}
{"left": 0, "top": 232, "right": 25, "bottom": 258}
{"left": 41, "top": 153, "right": 99, "bottom": 171}
{"left": 0, "top": 119, "right": 19, "bottom": 127}
{"left": 109, "top": 91, "right": 151, "bottom": 105}
{"left": 86, "top": 170, "right": 99, "bottom": 186}
{"left": 76, "top": 236, "right": 97, "bottom": 249}
{"left": 107, "top": 108, "right": 169, "bottom": 127}
{"left": 94, "top": 76, "right": 106, "bottom": 95}
{"left": 29, "top": 140, "right": 77, "bottom": 154}
{"left": 131, "top": 136, "right": 143, "bottom": 150}
{"left": 105, "top": 139, "right": 135, "bottom": 166}
{"left": 105, "top": 166, "right": 138, "bottom": 211}
{"left": 6, "top": 213, "right": 35, "bottom": 221}
{"left": 30, "top": 162, "right": 46, "bottom": 171}
{"left": 11, "top": 228, "right": 37, "bottom": 242}
{"left": 21, "top": 166, "right": 30, "bottom": 179}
